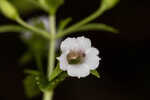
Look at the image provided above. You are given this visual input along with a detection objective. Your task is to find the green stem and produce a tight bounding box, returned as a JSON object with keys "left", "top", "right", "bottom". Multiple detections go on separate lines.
{"left": 16, "top": 17, "right": 50, "bottom": 39}
{"left": 56, "top": 3, "right": 104, "bottom": 38}
{"left": 43, "top": 15, "right": 56, "bottom": 100}
{"left": 48, "top": 15, "right": 56, "bottom": 80}
{"left": 43, "top": 91, "right": 54, "bottom": 100}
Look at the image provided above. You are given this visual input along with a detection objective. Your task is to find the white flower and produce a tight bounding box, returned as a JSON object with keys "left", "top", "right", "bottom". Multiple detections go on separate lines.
{"left": 57, "top": 36, "right": 101, "bottom": 78}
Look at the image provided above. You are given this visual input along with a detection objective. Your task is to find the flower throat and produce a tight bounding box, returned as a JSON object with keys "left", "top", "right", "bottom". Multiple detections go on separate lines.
{"left": 67, "top": 50, "right": 85, "bottom": 64}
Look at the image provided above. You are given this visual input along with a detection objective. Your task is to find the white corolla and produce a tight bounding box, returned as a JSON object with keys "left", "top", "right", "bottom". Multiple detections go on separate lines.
{"left": 57, "top": 36, "right": 101, "bottom": 78}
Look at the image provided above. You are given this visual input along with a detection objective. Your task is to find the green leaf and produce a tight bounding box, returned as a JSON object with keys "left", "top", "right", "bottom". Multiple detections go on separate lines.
{"left": 0, "top": 25, "right": 25, "bottom": 33}
{"left": 45, "top": 0, "right": 64, "bottom": 14}
{"left": 23, "top": 75, "right": 41, "bottom": 98}
{"left": 58, "top": 17, "right": 72, "bottom": 32}
{"left": 56, "top": 0, "right": 120, "bottom": 38}
{"left": 50, "top": 63, "right": 63, "bottom": 81}
{"left": 75, "top": 23, "right": 119, "bottom": 34}
{"left": 24, "top": 69, "right": 49, "bottom": 92}
{"left": 9, "top": 0, "right": 39, "bottom": 14}
{"left": 91, "top": 70, "right": 100, "bottom": 78}
{"left": 47, "top": 72, "right": 68, "bottom": 90}
{"left": 20, "top": 18, "right": 49, "bottom": 66}
{"left": 101, "top": 0, "right": 120, "bottom": 11}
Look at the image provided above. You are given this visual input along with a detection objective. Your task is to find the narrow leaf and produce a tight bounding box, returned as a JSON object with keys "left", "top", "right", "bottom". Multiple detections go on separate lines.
{"left": 56, "top": 0, "right": 120, "bottom": 38}
{"left": 76, "top": 23, "right": 119, "bottom": 34}
{"left": 58, "top": 17, "right": 72, "bottom": 32}
{"left": 0, "top": 25, "right": 25, "bottom": 33}
{"left": 91, "top": 70, "right": 100, "bottom": 78}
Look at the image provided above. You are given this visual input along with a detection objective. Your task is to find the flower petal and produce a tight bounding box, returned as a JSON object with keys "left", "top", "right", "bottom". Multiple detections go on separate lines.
{"left": 58, "top": 51, "right": 69, "bottom": 71}
{"left": 61, "top": 38, "right": 78, "bottom": 52}
{"left": 86, "top": 47, "right": 99, "bottom": 55}
{"left": 67, "top": 64, "right": 90, "bottom": 78}
{"left": 77, "top": 36, "right": 91, "bottom": 50}
{"left": 85, "top": 54, "right": 101, "bottom": 70}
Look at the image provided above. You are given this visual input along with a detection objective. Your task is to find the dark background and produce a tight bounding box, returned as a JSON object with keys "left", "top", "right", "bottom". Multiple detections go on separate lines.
{"left": 0, "top": 0, "right": 149, "bottom": 100}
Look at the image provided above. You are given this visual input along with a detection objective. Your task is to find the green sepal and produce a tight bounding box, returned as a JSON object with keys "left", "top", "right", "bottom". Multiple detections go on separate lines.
{"left": 46, "top": 72, "right": 68, "bottom": 90}
{"left": 49, "top": 63, "right": 63, "bottom": 81}
{"left": 90, "top": 70, "right": 100, "bottom": 78}
{"left": 45, "top": 0, "right": 64, "bottom": 14}
{"left": 74, "top": 23, "right": 119, "bottom": 34}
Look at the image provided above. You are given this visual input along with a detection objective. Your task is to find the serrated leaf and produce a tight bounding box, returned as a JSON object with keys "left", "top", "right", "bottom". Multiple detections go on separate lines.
{"left": 91, "top": 70, "right": 100, "bottom": 78}
{"left": 75, "top": 23, "right": 119, "bottom": 34}
{"left": 23, "top": 75, "right": 41, "bottom": 98}
{"left": 45, "top": 0, "right": 64, "bottom": 14}
{"left": 50, "top": 63, "right": 63, "bottom": 81}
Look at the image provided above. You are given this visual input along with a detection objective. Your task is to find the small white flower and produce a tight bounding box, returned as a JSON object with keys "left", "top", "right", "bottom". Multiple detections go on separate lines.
{"left": 57, "top": 36, "right": 101, "bottom": 78}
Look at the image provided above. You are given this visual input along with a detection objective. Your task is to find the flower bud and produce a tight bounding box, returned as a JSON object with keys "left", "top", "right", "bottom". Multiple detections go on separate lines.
{"left": 101, "top": 0, "right": 119, "bottom": 11}
{"left": 0, "top": 0, "right": 19, "bottom": 20}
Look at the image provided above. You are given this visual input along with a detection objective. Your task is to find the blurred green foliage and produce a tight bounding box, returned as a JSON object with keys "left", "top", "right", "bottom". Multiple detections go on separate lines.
{"left": 20, "top": 17, "right": 48, "bottom": 66}
{"left": 9, "top": 0, "right": 39, "bottom": 14}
